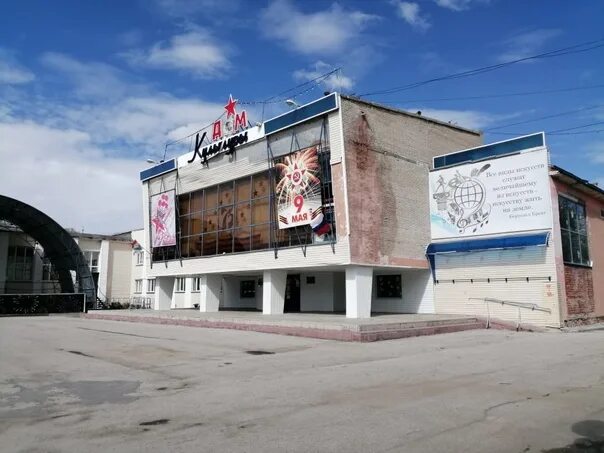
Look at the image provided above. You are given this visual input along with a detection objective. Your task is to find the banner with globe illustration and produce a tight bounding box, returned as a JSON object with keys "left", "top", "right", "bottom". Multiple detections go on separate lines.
{"left": 429, "top": 148, "right": 552, "bottom": 240}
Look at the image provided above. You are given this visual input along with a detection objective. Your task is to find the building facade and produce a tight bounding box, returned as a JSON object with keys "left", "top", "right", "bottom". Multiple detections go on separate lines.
{"left": 0, "top": 223, "right": 133, "bottom": 303}
{"left": 137, "top": 93, "right": 482, "bottom": 317}
{"left": 428, "top": 134, "right": 604, "bottom": 328}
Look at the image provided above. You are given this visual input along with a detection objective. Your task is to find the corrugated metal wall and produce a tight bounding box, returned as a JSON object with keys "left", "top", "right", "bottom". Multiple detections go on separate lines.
{"left": 433, "top": 244, "right": 562, "bottom": 327}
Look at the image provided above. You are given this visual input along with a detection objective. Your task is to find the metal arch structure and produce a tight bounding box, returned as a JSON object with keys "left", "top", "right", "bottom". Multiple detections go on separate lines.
{"left": 0, "top": 195, "right": 96, "bottom": 301}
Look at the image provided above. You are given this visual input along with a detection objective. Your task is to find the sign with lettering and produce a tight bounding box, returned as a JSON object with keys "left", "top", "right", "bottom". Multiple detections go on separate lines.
{"left": 429, "top": 148, "right": 552, "bottom": 239}
{"left": 275, "top": 146, "right": 323, "bottom": 229}
{"left": 181, "top": 95, "right": 261, "bottom": 166}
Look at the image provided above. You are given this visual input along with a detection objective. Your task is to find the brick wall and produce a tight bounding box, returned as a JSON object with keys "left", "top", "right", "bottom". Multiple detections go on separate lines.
{"left": 340, "top": 96, "right": 482, "bottom": 267}
{"left": 564, "top": 266, "right": 595, "bottom": 316}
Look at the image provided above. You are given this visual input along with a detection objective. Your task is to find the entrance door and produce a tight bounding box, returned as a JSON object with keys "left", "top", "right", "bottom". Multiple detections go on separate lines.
{"left": 284, "top": 274, "right": 301, "bottom": 312}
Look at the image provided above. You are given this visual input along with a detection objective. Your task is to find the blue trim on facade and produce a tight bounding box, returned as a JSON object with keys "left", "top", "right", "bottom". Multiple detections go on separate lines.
{"left": 140, "top": 159, "right": 176, "bottom": 181}
{"left": 426, "top": 231, "right": 550, "bottom": 280}
{"left": 433, "top": 133, "right": 545, "bottom": 169}
{"left": 264, "top": 93, "right": 338, "bottom": 135}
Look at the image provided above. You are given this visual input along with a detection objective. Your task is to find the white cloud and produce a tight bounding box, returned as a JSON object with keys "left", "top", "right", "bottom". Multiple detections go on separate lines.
{"left": 0, "top": 120, "right": 143, "bottom": 233}
{"left": 434, "top": 0, "right": 489, "bottom": 11}
{"left": 41, "top": 52, "right": 134, "bottom": 99}
{"left": 293, "top": 62, "right": 354, "bottom": 91}
{"left": 393, "top": 1, "right": 430, "bottom": 31}
{"left": 260, "top": 0, "right": 378, "bottom": 56}
{"left": 124, "top": 30, "right": 230, "bottom": 78}
{"left": 0, "top": 49, "right": 34, "bottom": 85}
{"left": 2, "top": 53, "right": 242, "bottom": 232}
{"left": 496, "top": 29, "right": 561, "bottom": 63}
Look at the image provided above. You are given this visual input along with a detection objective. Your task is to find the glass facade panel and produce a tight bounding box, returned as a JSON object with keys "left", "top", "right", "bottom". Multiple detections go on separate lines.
{"left": 202, "top": 233, "right": 217, "bottom": 256}
{"left": 190, "top": 211, "right": 202, "bottom": 235}
{"left": 219, "top": 182, "right": 234, "bottom": 207}
{"left": 252, "top": 224, "right": 270, "bottom": 250}
{"left": 205, "top": 186, "right": 218, "bottom": 209}
{"left": 236, "top": 202, "right": 251, "bottom": 227}
{"left": 180, "top": 215, "right": 190, "bottom": 237}
{"left": 190, "top": 235, "right": 202, "bottom": 256}
{"left": 252, "top": 173, "right": 269, "bottom": 199}
{"left": 204, "top": 209, "right": 218, "bottom": 233}
{"left": 179, "top": 193, "right": 190, "bottom": 216}
{"left": 163, "top": 146, "right": 336, "bottom": 263}
{"left": 180, "top": 236, "right": 189, "bottom": 258}
{"left": 252, "top": 198, "right": 270, "bottom": 224}
{"left": 236, "top": 177, "right": 252, "bottom": 202}
{"left": 219, "top": 206, "right": 235, "bottom": 230}
{"left": 233, "top": 227, "right": 251, "bottom": 252}
{"left": 218, "top": 230, "right": 233, "bottom": 254}
{"left": 191, "top": 191, "right": 204, "bottom": 213}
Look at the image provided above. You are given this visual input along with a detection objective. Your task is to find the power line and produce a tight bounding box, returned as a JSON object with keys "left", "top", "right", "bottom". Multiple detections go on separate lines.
{"left": 359, "top": 38, "right": 604, "bottom": 97}
{"left": 484, "top": 105, "right": 604, "bottom": 132}
{"left": 239, "top": 67, "right": 341, "bottom": 105}
{"left": 487, "top": 120, "right": 604, "bottom": 136}
{"left": 375, "top": 83, "right": 604, "bottom": 104}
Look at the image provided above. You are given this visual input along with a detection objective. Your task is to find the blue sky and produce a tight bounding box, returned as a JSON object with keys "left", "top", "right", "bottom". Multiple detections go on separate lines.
{"left": 1, "top": 0, "right": 603, "bottom": 232}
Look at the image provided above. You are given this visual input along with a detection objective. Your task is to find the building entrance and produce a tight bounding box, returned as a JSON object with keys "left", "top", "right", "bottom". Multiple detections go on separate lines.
{"left": 284, "top": 274, "right": 301, "bottom": 312}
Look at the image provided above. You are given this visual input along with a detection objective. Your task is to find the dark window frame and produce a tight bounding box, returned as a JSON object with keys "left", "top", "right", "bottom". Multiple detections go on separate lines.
{"left": 559, "top": 195, "right": 590, "bottom": 266}
{"left": 376, "top": 275, "right": 402, "bottom": 298}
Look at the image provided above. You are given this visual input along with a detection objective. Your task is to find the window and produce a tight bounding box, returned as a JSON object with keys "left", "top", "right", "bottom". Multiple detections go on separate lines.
{"left": 6, "top": 246, "right": 34, "bottom": 281}
{"left": 175, "top": 277, "right": 186, "bottom": 292}
{"left": 84, "top": 251, "right": 100, "bottom": 273}
{"left": 559, "top": 195, "right": 590, "bottom": 266}
{"left": 135, "top": 279, "right": 143, "bottom": 293}
{"left": 240, "top": 280, "right": 256, "bottom": 298}
{"left": 147, "top": 279, "right": 156, "bottom": 293}
{"left": 192, "top": 277, "right": 201, "bottom": 292}
{"left": 169, "top": 148, "right": 336, "bottom": 261}
{"left": 136, "top": 251, "right": 144, "bottom": 266}
{"left": 376, "top": 275, "right": 402, "bottom": 298}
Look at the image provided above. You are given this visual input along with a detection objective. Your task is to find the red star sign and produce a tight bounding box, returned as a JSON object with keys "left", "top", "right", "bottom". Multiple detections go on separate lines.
{"left": 224, "top": 94, "right": 237, "bottom": 117}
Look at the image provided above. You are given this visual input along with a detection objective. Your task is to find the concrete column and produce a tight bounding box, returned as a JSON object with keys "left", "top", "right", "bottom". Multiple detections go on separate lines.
{"left": 154, "top": 277, "right": 174, "bottom": 310}
{"left": 345, "top": 266, "right": 373, "bottom": 318}
{"left": 199, "top": 274, "right": 221, "bottom": 312}
{"left": 262, "top": 270, "right": 287, "bottom": 315}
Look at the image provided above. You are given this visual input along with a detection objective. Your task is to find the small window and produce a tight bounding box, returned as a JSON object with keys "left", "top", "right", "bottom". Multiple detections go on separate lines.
{"left": 135, "top": 279, "right": 143, "bottom": 293}
{"left": 376, "top": 275, "right": 402, "bottom": 298}
{"left": 240, "top": 280, "right": 256, "bottom": 298}
{"left": 147, "top": 279, "right": 155, "bottom": 293}
{"left": 175, "top": 277, "right": 186, "bottom": 292}
{"left": 306, "top": 276, "right": 316, "bottom": 284}
{"left": 600, "top": 208, "right": 604, "bottom": 219}
{"left": 192, "top": 277, "right": 201, "bottom": 292}
{"left": 136, "top": 252, "right": 144, "bottom": 266}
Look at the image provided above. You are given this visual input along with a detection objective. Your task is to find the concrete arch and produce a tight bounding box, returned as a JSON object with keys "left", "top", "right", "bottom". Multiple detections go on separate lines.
{"left": 0, "top": 195, "right": 95, "bottom": 301}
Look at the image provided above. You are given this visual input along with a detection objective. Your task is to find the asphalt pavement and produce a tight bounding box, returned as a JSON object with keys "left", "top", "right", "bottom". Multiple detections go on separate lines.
{"left": 1, "top": 316, "right": 603, "bottom": 453}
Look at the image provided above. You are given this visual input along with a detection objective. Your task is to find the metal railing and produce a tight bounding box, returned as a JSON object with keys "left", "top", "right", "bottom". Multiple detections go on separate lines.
{"left": 469, "top": 297, "right": 551, "bottom": 331}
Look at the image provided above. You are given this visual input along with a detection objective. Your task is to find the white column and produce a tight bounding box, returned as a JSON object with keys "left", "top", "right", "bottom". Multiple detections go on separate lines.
{"left": 262, "top": 270, "right": 287, "bottom": 315}
{"left": 345, "top": 266, "right": 373, "bottom": 318}
{"left": 199, "top": 274, "right": 221, "bottom": 312}
{"left": 154, "top": 277, "right": 174, "bottom": 310}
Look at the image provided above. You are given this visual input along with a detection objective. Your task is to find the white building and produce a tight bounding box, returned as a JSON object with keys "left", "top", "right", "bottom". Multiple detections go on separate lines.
{"left": 133, "top": 93, "right": 482, "bottom": 317}
{"left": 0, "top": 221, "right": 133, "bottom": 304}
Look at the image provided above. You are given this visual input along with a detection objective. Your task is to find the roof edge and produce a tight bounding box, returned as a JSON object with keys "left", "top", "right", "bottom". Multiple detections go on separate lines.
{"left": 340, "top": 94, "right": 482, "bottom": 136}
